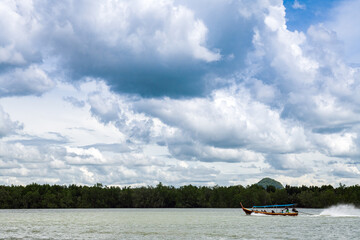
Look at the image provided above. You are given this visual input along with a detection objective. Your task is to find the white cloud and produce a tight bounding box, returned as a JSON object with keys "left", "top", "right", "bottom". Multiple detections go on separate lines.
{"left": 0, "top": 0, "right": 41, "bottom": 66}
{"left": 246, "top": 3, "right": 319, "bottom": 92}
{"left": 152, "top": 2, "right": 220, "bottom": 62}
{"left": 0, "top": 65, "right": 55, "bottom": 97}
{"left": 0, "top": 44, "right": 25, "bottom": 65}
{"left": 314, "top": 132, "right": 359, "bottom": 157}
{"left": 331, "top": 163, "right": 360, "bottom": 178}
{"left": 0, "top": 105, "right": 22, "bottom": 137}
{"left": 0, "top": 141, "right": 42, "bottom": 163}
{"left": 65, "top": 147, "right": 107, "bottom": 165}
{"left": 292, "top": 0, "right": 306, "bottom": 10}
{"left": 266, "top": 153, "right": 312, "bottom": 173}
{"left": 0, "top": 0, "right": 360, "bottom": 187}
{"left": 0, "top": 0, "right": 222, "bottom": 98}
{"left": 135, "top": 85, "right": 309, "bottom": 155}
{"left": 327, "top": 0, "right": 360, "bottom": 63}
{"left": 45, "top": 0, "right": 220, "bottom": 62}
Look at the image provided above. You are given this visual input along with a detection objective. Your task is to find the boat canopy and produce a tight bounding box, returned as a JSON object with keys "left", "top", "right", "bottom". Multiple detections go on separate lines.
{"left": 252, "top": 204, "right": 295, "bottom": 208}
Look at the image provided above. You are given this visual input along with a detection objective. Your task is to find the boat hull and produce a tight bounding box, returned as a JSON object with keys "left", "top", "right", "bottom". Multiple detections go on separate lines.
{"left": 240, "top": 202, "right": 298, "bottom": 216}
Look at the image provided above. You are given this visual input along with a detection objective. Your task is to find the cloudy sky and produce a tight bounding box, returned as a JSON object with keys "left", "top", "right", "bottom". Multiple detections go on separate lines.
{"left": 1, "top": 0, "right": 360, "bottom": 187}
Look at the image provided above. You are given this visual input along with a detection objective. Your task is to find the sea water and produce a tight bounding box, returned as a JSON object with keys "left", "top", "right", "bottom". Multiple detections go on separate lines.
{"left": 0, "top": 205, "right": 359, "bottom": 239}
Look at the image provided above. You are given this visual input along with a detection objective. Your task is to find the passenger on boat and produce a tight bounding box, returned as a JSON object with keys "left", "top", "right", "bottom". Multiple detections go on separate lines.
{"left": 271, "top": 210, "right": 275, "bottom": 213}
{"left": 292, "top": 208, "right": 298, "bottom": 213}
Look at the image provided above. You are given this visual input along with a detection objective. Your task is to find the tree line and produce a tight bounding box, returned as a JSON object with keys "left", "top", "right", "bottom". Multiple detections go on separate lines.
{"left": 0, "top": 183, "right": 359, "bottom": 208}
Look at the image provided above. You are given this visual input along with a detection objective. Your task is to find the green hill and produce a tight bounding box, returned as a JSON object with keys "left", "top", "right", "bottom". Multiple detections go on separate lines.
{"left": 257, "top": 178, "right": 284, "bottom": 189}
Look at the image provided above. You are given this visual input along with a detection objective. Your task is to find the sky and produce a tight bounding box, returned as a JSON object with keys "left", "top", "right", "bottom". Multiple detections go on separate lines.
{"left": 0, "top": 0, "right": 360, "bottom": 187}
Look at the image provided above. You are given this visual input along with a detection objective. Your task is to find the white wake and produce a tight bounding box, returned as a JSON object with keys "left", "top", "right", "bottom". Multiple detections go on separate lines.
{"left": 319, "top": 204, "right": 360, "bottom": 217}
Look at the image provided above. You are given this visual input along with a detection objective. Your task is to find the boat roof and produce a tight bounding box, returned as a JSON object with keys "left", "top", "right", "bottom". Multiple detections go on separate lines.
{"left": 252, "top": 204, "right": 295, "bottom": 208}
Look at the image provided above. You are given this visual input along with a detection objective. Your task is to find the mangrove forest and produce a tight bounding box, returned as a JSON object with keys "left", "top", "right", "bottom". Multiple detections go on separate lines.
{"left": 1, "top": 182, "right": 359, "bottom": 209}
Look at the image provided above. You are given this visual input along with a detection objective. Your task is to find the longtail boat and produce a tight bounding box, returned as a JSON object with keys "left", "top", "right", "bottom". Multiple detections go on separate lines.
{"left": 240, "top": 202, "right": 298, "bottom": 216}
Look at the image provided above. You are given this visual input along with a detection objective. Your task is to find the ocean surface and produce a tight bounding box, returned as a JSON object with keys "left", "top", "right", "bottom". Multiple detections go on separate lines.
{"left": 1, "top": 205, "right": 359, "bottom": 239}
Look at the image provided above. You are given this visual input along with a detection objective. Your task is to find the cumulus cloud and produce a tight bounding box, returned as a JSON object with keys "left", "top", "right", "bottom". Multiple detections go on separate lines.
{"left": 79, "top": 0, "right": 360, "bottom": 184}
{"left": 0, "top": 106, "right": 22, "bottom": 137}
{"left": 331, "top": 163, "right": 360, "bottom": 178}
{"left": 135, "top": 86, "right": 309, "bottom": 153}
{"left": 0, "top": 132, "right": 223, "bottom": 186}
{"left": 36, "top": 0, "right": 223, "bottom": 97}
{"left": 238, "top": 0, "right": 360, "bottom": 144}
{"left": 65, "top": 147, "right": 107, "bottom": 165}
{"left": 0, "top": 65, "right": 54, "bottom": 97}
{"left": 0, "top": 0, "right": 53, "bottom": 97}
{"left": 0, "top": 0, "right": 41, "bottom": 67}
{"left": 87, "top": 84, "right": 165, "bottom": 144}
{"left": 0, "top": 0, "right": 265, "bottom": 98}
{"left": 1, "top": 0, "right": 360, "bottom": 186}
{"left": 0, "top": 44, "right": 26, "bottom": 65}
{"left": 0, "top": 0, "right": 223, "bottom": 97}
{"left": 327, "top": 0, "right": 360, "bottom": 64}
{"left": 0, "top": 141, "right": 43, "bottom": 163}
{"left": 84, "top": 80, "right": 308, "bottom": 164}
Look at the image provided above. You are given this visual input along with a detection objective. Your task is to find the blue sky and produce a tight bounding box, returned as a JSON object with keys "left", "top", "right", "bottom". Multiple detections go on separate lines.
{"left": 0, "top": 0, "right": 360, "bottom": 187}
{"left": 284, "top": 0, "right": 339, "bottom": 32}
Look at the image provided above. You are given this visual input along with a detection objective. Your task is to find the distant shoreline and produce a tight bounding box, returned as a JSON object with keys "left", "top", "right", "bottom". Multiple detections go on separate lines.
{"left": 0, "top": 183, "right": 359, "bottom": 209}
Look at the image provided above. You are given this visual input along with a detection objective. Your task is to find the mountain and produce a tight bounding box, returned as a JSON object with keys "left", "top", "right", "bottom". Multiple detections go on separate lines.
{"left": 257, "top": 178, "right": 284, "bottom": 189}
